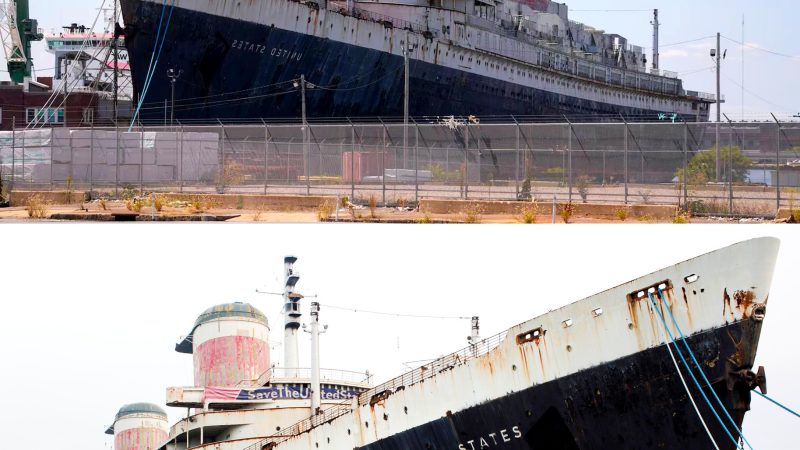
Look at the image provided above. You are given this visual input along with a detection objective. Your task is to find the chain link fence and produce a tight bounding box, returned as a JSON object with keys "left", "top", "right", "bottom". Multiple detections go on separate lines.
{"left": 1, "top": 120, "right": 799, "bottom": 215}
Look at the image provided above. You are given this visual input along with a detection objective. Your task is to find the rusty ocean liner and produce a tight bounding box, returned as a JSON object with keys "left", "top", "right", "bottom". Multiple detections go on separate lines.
{"left": 118, "top": 0, "right": 716, "bottom": 122}
{"left": 104, "top": 238, "right": 779, "bottom": 450}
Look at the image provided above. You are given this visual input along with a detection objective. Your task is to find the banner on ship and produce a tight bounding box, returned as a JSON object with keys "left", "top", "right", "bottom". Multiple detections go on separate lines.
{"left": 205, "top": 384, "right": 364, "bottom": 402}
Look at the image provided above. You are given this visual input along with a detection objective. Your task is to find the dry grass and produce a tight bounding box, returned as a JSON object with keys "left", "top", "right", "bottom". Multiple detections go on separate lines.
{"left": 153, "top": 196, "right": 164, "bottom": 212}
{"left": 317, "top": 201, "right": 334, "bottom": 221}
{"left": 99, "top": 199, "right": 107, "bottom": 211}
{"left": 126, "top": 199, "right": 144, "bottom": 212}
{"left": 186, "top": 195, "right": 217, "bottom": 214}
{"left": 615, "top": 207, "right": 629, "bottom": 221}
{"left": 518, "top": 203, "right": 538, "bottom": 224}
{"left": 368, "top": 194, "right": 378, "bottom": 219}
{"left": 672, "top": 214, "right": 689, "bottom": 224}
{"left": 253, "top": 204, "right": 266, "bottom": 222}
{"left": 418, "top": 211, "right": 432, "bottom": 224}
{"left": 26, "top": 194, "right": 50, "bottom": 219}
{"left": 461, "top": 204, "right": 484, "bottom": 223}
{"left": 559, "top": 203, "right": 575, "bottom": 224}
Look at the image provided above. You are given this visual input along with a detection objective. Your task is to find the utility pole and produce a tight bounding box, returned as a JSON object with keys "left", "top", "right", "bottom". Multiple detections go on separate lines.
{"left": 403, "top": 32, "right": 411, "bottom": 169}
{"left": 113, "top": 0, "right": 119, "bottom": 122}
{"left": 715, "top": 32, "right": 721, "bottom": 181}
{"left": 167, "top": 68, "right": 181, "bottom": 126}
{"left": 651, "top": 9, "right": 659, "bottom": 72}
{"left": 300, "top": 74, "right": 309, "bottom": 194}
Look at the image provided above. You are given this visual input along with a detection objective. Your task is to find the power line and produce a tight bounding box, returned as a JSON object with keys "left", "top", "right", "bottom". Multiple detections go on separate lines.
{"left": 324, "top": 304, "right": 471, "bottom": 320}
{"left": 721, "top": 35, "right": 800, "bottom": 59}
{"left": 721, "top": 73, "right": 792, "bottom": 112}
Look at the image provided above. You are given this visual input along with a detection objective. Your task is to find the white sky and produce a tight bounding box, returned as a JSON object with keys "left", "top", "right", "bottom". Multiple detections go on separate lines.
{"left": 0, "top": 224, "right": 797, "bottom": 449}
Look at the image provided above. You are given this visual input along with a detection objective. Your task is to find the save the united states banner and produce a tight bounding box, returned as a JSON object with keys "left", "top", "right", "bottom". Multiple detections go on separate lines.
{"left": 205, "top": 384, "right": 364, "bottom": 402}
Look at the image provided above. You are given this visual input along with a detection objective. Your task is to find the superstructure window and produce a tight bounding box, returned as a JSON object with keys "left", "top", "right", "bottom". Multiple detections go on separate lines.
{"left": 26, "top": 107, "right": 64, "bottom": 124}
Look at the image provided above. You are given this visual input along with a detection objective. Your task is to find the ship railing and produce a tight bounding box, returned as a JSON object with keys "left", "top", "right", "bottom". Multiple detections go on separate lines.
{"left": 242, "top": 330, "right": 508, "bottom": 450}
{"left": 327, "top": 2, "right": 427, "bottom": 34}
{"left": 237, "top": 367, "right": 373, "bottom": 387}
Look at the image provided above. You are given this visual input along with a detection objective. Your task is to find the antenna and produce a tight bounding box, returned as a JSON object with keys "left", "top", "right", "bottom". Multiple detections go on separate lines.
{"left": 650, "top": 9, "right": 659, "bottom": 71}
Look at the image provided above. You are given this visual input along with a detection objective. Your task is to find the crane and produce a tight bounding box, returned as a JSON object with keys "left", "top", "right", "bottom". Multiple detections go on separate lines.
{"left": 0, "top": 0, "right": 42, "bottom": 83}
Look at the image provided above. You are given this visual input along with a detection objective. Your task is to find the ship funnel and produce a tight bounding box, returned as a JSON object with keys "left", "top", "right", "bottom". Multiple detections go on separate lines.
{"left": 175, "top": 303, "right": 270, "bottom": 387}
{"left": 105, "top": 403, "right": 168, "bottom": 450}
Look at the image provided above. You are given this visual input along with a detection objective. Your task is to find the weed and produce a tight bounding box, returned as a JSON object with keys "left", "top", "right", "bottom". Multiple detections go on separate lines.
{"left": 462, "top": 204, "right": 483, "bottom": 223}
{"left": 154, "top": 196, "right": 164, "bottom": 212}
{"left": 615, "top": 207, "right": 629, "bottom": 221}
{"left": 576, "top": 176, "right": 591, "bottom": 203}
{"left": 120, "top": 184, "right": 138, "bottom": 200}
{"left": 672, "top": 214, "right": 689, "bottom": 224}
{"left": 317, "top": 201, "right": 334, "bottom": 221}
{"left": 559, "top": 202, "right": 575, "bottom": 224}
{"left": 236, "top": 195, "right": 245, "bottom": 210}
{"left": 397, "top": 196, "right": 408, "bottom": 209}
{"left": 65, "top": 176, "right": 73, "bottom": 204}
{"left": 637, "top": 214, "right": 653, "bottom": 222}
{"left": 187, "top": 196, "right": 215, "bottom": 214}
{"left": 519, "top": 203, "right": 538, "bottom": 224}
{"left": 126, "top": 198, "right": 144, "bottom": 212}
{"left": 26, "top": 194, "right": 49, "bottom": 219}
{"left": 368, "top": 194, "right": 378, "bottom": 219}
{"left": 99, "top": 199, "right": 107, "bottom": 211}
{"left": 253, "top": 204, "right": 266, "bottom": 222}
{"left": 418, "top": 211, "right": 432, "bottom": 224}
{"left": 340, "top": 196, "right": 349, "bottom": 209}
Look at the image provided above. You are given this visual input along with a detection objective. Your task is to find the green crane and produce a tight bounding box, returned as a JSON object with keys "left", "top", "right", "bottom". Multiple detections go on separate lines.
{"left": 0, "top": 0, "right": 43, "bottom": 83}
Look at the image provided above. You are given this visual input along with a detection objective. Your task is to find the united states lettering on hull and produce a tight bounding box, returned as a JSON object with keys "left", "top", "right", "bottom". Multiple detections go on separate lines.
{"left": 119, "top": 0, "right": 714, "bottom": 123}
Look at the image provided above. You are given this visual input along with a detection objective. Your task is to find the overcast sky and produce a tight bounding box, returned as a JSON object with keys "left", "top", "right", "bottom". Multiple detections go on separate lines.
{"left": 0, "top": 225, "right": 797, "bottom": 449}
{"left": 1, "top": 0, "right": 797, "bottom": 120}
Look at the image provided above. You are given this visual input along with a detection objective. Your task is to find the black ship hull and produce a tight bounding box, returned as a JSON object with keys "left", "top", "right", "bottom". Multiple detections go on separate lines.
{"left": 120, "top": 0, "right": 701, "bottom": 123}
{"left": 359, "top": 319, "right": 760, "bottom": 450}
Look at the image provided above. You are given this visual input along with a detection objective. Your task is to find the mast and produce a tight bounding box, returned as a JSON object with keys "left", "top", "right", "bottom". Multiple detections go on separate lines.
{"left": 283, "top": 256, "right": 302, "bottom": 377}
{"left": 650, "top": 9, "right": 659, "bottom": 71}
{"left": 306, "top": 301, "right": 326, "bottom": 415}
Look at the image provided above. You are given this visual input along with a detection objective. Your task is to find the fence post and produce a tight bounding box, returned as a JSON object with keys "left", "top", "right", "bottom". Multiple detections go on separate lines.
{"left": 623, "top": 122, "right": 628, "bottom": 205}
{"left": 515, "top": 122, "right": 520, "bottom": 198}
{"left": 414, "top": 121, "right": 419, "bottom": 203}
{"left": 567, "top": 123, "right": 572, "bottom": 203}
{"left": 219, "top": 121, "right": 226, "bottom": 194}
{"left": 386, "top": 121, "right": 396, "bottom": 206}
{"left": 179, "top": 123, "right": 184, "bottom": 193}
{"left": 728, "top": 121, "right": 734, "bottom": 214}
{"left": 69, "top": 124, "right": 74, "bottom": 189}
{"left": 268, "top": 119, "right": 269, "bottom": 195}
{"left": 10, "top": 116, "right": 15, "bottom": 192}
{"left": 21, "top": 123, "right": 26, "bottom": 187}
{"left": 682, "top": 123, "right": 688, "bottom": 210}
{"left": 770, "top": 114, "right": 781, "bottom": 213}
{"left": 90, "top": 122, "right": 94, "bottom": 193}
{"left": 115, "top": 121, "right": 120, "bottom": 197}
{"left": 139, "top": 124, "right": 145, "bottom": 193}
{"left": 350, "top": 123, "right": 355, "bottom": 200}
{"left": 464, "top": 122, "right": 469, "bottom": 200}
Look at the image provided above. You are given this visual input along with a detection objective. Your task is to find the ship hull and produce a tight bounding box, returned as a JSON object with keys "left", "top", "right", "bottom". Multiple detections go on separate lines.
{"left": 120, "top": 0, "right": 701, "bottom": 123}
{"left": 359, "top": 320, "right": 759, "bottom": 450}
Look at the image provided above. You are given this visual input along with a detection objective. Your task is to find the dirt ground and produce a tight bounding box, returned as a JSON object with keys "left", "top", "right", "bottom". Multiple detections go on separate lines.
{"left": 0, "top": 199, "right": 781, "bottom": 224}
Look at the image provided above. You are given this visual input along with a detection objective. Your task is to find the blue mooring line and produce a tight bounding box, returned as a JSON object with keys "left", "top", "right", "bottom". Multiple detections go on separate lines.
{"left": 646, "top": 291, "right": 745, "bottom": 450}
{"left": 753, "top": 389, "right": 800, "bottom": 419}
{"left": 130, "top": 0, "right": 176, "bottom": 131}
{"left": 655, "top": 288, "right": 754, "bottom": 450}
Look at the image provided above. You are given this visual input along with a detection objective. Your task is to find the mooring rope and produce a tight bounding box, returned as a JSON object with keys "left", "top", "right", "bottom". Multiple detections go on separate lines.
{"left": 752, "top": 389, "right": 800, "bottom": 419}
{"left": 654, "top": 287, "right": 754, "bottom": 450}
{"left": 646, "top": 291, "right": 744, "bottom": 450}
